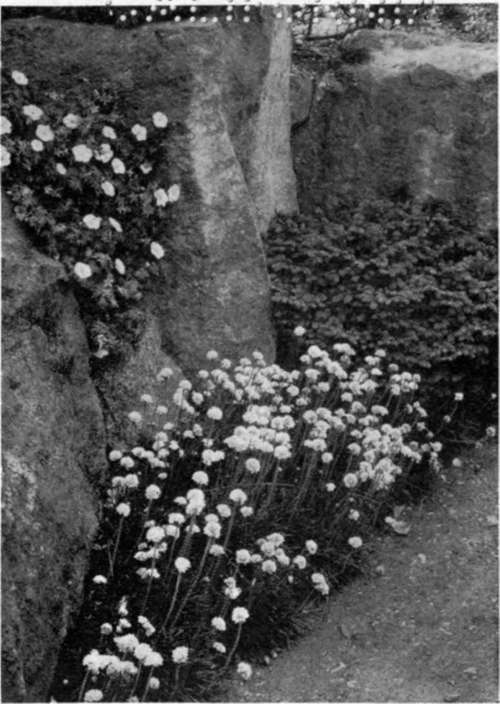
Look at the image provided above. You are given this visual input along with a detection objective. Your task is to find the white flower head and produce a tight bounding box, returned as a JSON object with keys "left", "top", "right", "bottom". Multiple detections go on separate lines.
{"left": 172, "top": 646, "right": 189, "bottom": 664}
{"left": 72, "top": 144, "right": 93, "bottom": 163}
{"left": 150, "top": 241, "right": 165, "bottom": 259}
{"left": 111, "top": 158, "right": 126, "bottom": 174}
{"left": 348, "top": 536, "right": 363, "bottom": 549}
{"left": 211, "top": 616, "right": 226, "bottom": 631}
{"left": 293, "top": 325, "right": 306, "bottom": 337}
{"left": 231, "top": 607, "right": 250, "bottom": 624}
{"left": 237, "top": 662, "right": 252, "bottom": 680}
{"left": 108, "top": 217, "right": 122, "bottom": 233}
{"left": 63, "top": 113, "right": 81, "bottom": 129}
{"left": 55, "top": 163, "right": 67, "bottom": 175}
{"left": 116, "top": 503, "right": 131, "bottom": 517}
{"left": 74, "top": 262, "right": 92, "bottom": 280}
{"left": 145, "top": 484, "right": 161, "bottom": 501}
{"left": 22, "top": 104, "right": 43, "bottom": 121}
{"left": 152, "top": 111, "right": 168, "bottom": 128}
{"left": 305, "top": 539, "right": 318, "bottom": 555}
{"left": 154, "top": 188, "right": 168, "bottom": 207}
{"left": 1, "top": 116, "right": 12, "bottom": 136}
{"left": 84, "top": 690, "right": 103, "bottom": 702}
{"left": 167, "top": 184, "right": 181, "bottom": 202}
{"left": 140, "top": 162, "right": 153, "bottom": 175}
{"left": 83, "top": 214, "right": 101, "bottom": 230}
{"left": 102, "top": 125, "right": 117, "bottom": 140}
{"left": 192, "top": 470, "right": 209, "bottom": 486}
{"left": 101, "top": 180, "right": 116, "bottom": 197}
{"left": 115, "top": 259, "right": 126, "bottom": 275}
{"left": 31, "top": 139, "right": 44, "bottom": 152}
{"left": 0, "top": 145, "right": 11, "bottom": 168}
{"left": 131, "top": 123, "right": 147, "bottom": 141}
{"left": 12, "top": 70, "right": 28, "bottom": 86}
{"left": 229, "top": 488, "right": 247, "bottom": 505}
{"left": 175, "top": 557, "right": 191, "bottom": 574}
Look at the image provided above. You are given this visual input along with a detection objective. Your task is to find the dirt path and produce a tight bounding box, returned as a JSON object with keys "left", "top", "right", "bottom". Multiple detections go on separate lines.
{"left": 227, "top": 444, "right": 498, "bottom": 703}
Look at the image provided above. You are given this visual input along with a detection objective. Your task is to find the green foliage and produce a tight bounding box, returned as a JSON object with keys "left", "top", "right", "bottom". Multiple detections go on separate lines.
{"left": 265, "top": 199, "right": 497, "bottom": 423}
{"left": 1, "top": 69, "right": 180, "bottom": 359}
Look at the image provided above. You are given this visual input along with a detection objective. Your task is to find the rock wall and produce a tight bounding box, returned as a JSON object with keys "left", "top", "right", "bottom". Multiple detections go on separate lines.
{"left": 1, "top": 13, "right": 297, "bottom": 700}
{"left": 2, "top": 195, "right": 107, "bottom": 701}
{"left": 292, "top": 30, "right": 497, "bottom": 231}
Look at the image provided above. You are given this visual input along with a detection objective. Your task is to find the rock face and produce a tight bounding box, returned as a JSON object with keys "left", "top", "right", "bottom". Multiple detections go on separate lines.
{"left": 2, "top": 13, "right": 297, "bottom": 701}
{"left": 292, "top": 30, "right": 497, "bottom": 230}
{"left": 1, "top": 196, "right": 107, "bottom": 701}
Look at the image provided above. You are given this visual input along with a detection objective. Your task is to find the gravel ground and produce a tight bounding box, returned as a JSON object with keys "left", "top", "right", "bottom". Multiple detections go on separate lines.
{"left": 226, "top": 443, "right": 498, "bottom": 703}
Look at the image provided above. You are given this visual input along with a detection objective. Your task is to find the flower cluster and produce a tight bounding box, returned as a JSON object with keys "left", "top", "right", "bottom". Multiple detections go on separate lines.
{"left": 55, "top": 334, "right": 442, "bottom": 702}
{"left": 1, "top": 68, "right": 181, "bottom": 357}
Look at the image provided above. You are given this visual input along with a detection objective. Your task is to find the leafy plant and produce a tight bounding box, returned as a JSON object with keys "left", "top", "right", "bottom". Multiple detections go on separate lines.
{"left": 264, "top": 199, "right": 497, "bottom": 431}
{"left": 1, "top": 68, "right": 180, "bottom": 358}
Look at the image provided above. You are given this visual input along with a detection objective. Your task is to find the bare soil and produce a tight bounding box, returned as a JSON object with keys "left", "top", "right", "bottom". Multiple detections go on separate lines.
{"left": 227, "top": 443, "right": 498, "bottom": 703}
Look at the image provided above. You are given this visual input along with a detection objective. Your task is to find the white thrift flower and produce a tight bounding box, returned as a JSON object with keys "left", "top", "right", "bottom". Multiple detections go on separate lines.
{"left": 55, "top": 163, "right": 67, "bottom": 175}
{"left": 241, "top": 506, "right": 254, "bottom": 518}
{"left": 108, "top": 450, "right": 122, "bottom": 462}
{"left": 172, "top": 646, "right": 189, "bottom": 664}
{"left": 72, "top": 144, "right": 93, "bottom": 163}
{"left": 293, "top": 555, "right": 307, "bottom": 569}
{"left": 262, "top": 559, "right": 277, "bottom": 574}
{"left": 152, "top": 111, "right": 168, "bottom": 128}
{"left": 231, "top": 607, "right": 250, "bottom": 624}
{"left": 211, "top": 616, "right": 226, "bottom": 631}
{"left": 144, "top": 651, "right": 163, "bottom": 667}
{"left": 12, "top": 70, "right": 28, "bottom": 85}
{"left": 150, "top": 241, "right": 165, "bottom": 259}
{"left": 92, "top": 575, "right": 107, "bottom": 585}
{"left": 216, "top": 503, "right": 231, "bottom": 519}
{"left": 293, "top": 325, "right": 306, "bottom": 336}
{"left": 131, "top": 124, "right": 147, "bottom": 141}
{"left": 207, "top": 406, "right": 223, "bottom": 420}
{"left": 140, "top": 162, "right": 153, "bottom": 174}
{"left": 145, "top": 485, "right": 161, "bottom": 501}
{"left": 84, "top": 690, "right": 103, "bottom": 702}
{"left": 236, "top": 549, "right": 252, "bottom": 565}
{"left": 63, "top": 113, "right": 81, "bottom": 129}
{"left": 206, "top": 350, "right": 218, "bottom": 360}
{"left": 148, "top": 677, "right": 160, "bottom": 690}
{"left": 154, "top": 188, "right": 168, "bottom": 207}
{"left": 192, "top": 470, "right": 209, "bottom": 486}
{"left": 229, "top": 489, "right": 247, "bottom": 505}
{"left": 100, "top": 623, "right": 113, "bottom": 635}
{"left": 22, "top": 104, "right": 43, "bottom": 121}
{"left": 175, "top": 557, "right": 191, "bottom": 574}
{"left": 454, "top": 392, "right": 464, "bottom": 402}
{"left": 74, "top": 262, "right": 92, "bottom": 279}
{"left": 146, "top": 526, "right": 164, "bottom": 543}
{"left": 343, "top": 473, "right": 358, "bottom": 489}
{"left": 325, "top": 482, "right": 336, "bottom": 493}
{"left": 128, "top": 411, "right": 142, "bottom": 424}
{"left": 116, "top": 503, "right": 131, "bottom": 517}
{"left": 212, "top": 641, "right": 226, "bottom": 654}
{"left": 31, "top": 139, "right": 44, "bottom": 152}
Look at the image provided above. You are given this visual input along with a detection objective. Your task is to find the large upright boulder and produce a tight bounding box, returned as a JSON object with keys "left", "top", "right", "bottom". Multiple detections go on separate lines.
{"left": 1, "top": 13, "right": 297, "bottom": 700}
{"left": 292, "top": 29, "right": 497, "bottom": 230}
{"left": 3, "top": 12, "right": 297, "bottom": 374}
{"left": 1, "top": 195, "right": 107, "bottom": 701}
